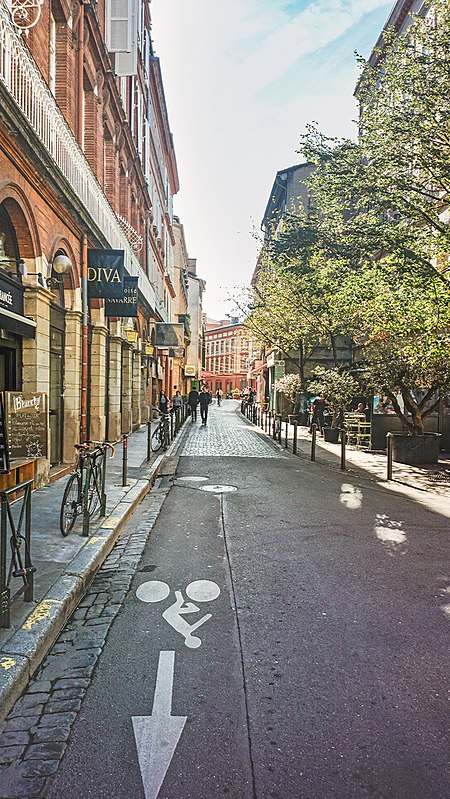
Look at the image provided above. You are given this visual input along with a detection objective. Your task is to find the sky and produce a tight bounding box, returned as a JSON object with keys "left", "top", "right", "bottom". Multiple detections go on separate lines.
{"left": 151, "top": 0, "right": 393, "bottom": 321}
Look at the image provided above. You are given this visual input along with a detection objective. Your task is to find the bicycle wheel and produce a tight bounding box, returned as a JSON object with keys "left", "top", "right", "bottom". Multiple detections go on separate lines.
{"left": 87, "top": 461, "right": 102, "bottom": 517}
{"left": 60, "top": 473, "right": 82, "bottom": 535}
{"left": 151, "top": 424, "right": 163, "bottom": 452}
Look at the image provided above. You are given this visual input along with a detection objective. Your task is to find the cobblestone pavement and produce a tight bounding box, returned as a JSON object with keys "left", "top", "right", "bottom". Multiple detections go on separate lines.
{"left": 0, "top": 488, "right": 169, "bottom": 798}
{"left": 178, "top": 401, "right": 282, "bottom": 457}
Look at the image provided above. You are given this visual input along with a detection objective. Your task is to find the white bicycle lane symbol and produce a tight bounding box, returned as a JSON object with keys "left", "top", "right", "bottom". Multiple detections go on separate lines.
{"left": 136, "top": 579, "right": 220, "bottom": 649}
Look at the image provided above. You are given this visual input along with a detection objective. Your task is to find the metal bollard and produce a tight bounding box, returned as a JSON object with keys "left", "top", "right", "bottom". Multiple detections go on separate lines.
{"left": 386, "top": 432, "right": 393, "bottom": 481}
{"left": 170, "top": 411, "right": 175, "bottom": 440}
{"left": 293, "top": 421, "right": 298, "bottom": 455}
{"left": 277, "top": 416, "right": 282, "bottom": 444}
{"left": 122, "top": 434, "right": 128, "bottom": 486}
{"left": 147, "top": 419, "right": 152, "bottom": 462}
{"left": 284, "top": 420, "right": 288, "bottom": 449}
{"left": 272, "top": 414, "right": 277, "bottom": 440}
{"left": 340, "top": 429, "right": 346, "bottom": 471}
{"left": 268, "top": 412, "right": 272, "bottom": 434}
{"left": 311, "top": 423, "right": 317, "bottom": 461}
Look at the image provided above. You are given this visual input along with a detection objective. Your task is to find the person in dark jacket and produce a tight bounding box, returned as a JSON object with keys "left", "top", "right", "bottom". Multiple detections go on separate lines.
{"left": 199, "top": 386, "right": 212, "bottom": 425}
{"left": 159, "top": 390, "right": 170, "bottom": 415}
{"left": 188, "top": 387, "right": 200, "bottom": 421}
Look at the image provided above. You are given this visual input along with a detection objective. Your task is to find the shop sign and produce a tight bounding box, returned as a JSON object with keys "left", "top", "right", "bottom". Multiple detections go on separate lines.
{"left": 0, "top": 274, "right": 23, "bottom": 316}
{"left": 0, "top": 395, "right": 9, "bottom": 473}
{"left": 104, "top": 276, "right": 138, "bottom": 316}
{"left": 155, "top": 323, "right": 184, "bottom": 348}
{"left": 5, "top": 392, "right": 48, "bottom": 459}
{"left": 87, "top": 249, "right": 124, "bottom": 298}
{"left": 184, "top": 365, "right": 196, "bottom": 377}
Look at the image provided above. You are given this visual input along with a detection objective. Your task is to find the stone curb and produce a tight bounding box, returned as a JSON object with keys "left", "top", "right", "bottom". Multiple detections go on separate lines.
{"left": 0, "top": 441, "right": 174, "bottom": 721}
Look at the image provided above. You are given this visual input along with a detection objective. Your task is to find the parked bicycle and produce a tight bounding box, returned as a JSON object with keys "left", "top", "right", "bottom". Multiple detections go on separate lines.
{"left": 151, "top": 410, "right": 170, "bottom": 452}
{"left": 60, "top": 441, "right": 115, "bottom": 535}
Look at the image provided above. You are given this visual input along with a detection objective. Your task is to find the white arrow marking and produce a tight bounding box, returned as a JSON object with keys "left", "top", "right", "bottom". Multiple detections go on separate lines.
{"left": 132, "top": 650, "right": 187, "bottom": 799}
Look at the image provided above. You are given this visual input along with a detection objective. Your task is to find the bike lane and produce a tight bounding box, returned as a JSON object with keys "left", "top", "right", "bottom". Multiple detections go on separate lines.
{"left": 46, "top": 459, "right": 258, "bottom": 799}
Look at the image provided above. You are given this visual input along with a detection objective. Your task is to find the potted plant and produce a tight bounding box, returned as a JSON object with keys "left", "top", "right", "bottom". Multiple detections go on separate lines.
{"left": 307, "top": 367, "right": 360, "bottom": 443}
{"left": 274, "top": 373, "right": 302, "bottom": 423}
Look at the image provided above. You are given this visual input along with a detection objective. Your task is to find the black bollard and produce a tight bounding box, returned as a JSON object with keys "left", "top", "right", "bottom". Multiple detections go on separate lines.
{"left": 147, "top": 419, "right": 152, "bottom": 462}
{"left": 122, "top": 434, "right": 128, "bottom": 486}
{"left": 340, "top": 429, "right": 346, "bottom": 471}
{"left": 311, "top": 423, "right": 317, "bottom": 461}
{"left": 386, "top": 432, "right": 393, "bottom": 481}
{"left": 293, "top": 421, "right": 298, "bottom": 455}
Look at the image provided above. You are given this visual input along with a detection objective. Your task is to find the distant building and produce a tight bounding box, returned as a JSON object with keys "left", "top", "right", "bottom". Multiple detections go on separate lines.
{"left": 204, "top": 321, "right": 255, "bottom": 394}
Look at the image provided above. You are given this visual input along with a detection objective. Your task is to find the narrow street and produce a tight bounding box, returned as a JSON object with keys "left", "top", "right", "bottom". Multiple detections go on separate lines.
{"left": 1, "top": 403, "right": 449, "bottom": 799}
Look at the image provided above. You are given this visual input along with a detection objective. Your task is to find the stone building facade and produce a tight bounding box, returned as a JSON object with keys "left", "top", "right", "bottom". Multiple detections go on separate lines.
{"left": 0, "top": 0, "right": 178, "bottom": 485}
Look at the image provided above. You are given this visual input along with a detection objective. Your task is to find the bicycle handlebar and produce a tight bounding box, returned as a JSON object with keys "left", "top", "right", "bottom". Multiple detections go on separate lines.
{"left": 74, "top": 441, "right": 115, "bottom": 459}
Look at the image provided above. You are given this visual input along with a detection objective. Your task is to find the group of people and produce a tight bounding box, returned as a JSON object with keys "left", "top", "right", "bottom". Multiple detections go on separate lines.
{"left": 158, "top": 385, "right": 225, "bottom": 427}
{"left": 309, "top": 395, "right": 370, "bottom": 434}
{"left": 188, "top": 386, "right": 213, "bottom": 425}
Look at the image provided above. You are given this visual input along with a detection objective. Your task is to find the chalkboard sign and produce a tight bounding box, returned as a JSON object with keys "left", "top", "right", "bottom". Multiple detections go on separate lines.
{"left": 5, "top": 392, "right": 48, "bottom": 460}
{"left": 0, "top": 394, "right": 10, "bottom": 473}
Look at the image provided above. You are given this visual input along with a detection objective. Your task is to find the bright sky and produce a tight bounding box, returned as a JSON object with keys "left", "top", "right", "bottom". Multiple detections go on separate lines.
{"left": 151, "top": 0, "right": 392, "bottom": 320}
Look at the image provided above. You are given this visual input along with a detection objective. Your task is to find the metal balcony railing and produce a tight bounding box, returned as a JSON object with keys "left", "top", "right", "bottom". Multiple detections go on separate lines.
{"left": 0, "top": 4, "right": 165, "bottom": 318}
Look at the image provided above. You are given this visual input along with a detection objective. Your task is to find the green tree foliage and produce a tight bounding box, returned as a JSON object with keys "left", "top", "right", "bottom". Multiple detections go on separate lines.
{"left": 246, "top": 2, "right": 450, "bottom": 436}
{"left": 307, "top": 367, "right": 359, "bottom": 427}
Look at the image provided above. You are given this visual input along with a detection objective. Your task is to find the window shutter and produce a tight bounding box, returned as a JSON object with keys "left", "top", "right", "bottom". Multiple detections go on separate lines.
{"left": 105, "top": 0, "right": 132, "bottom": 52}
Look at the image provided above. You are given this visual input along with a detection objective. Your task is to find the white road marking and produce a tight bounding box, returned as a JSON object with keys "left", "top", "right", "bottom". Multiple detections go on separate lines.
{"left": 132, "top": 650, "right": 187, "bottom": 799}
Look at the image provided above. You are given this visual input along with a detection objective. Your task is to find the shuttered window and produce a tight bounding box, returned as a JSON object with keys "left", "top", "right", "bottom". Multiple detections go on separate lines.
{"left": 105, "top": 0, "right": 132, "bottom": 52}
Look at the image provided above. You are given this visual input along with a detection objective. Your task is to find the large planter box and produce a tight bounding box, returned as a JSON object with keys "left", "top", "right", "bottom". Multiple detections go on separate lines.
{"left": 323, "top": 427, "right": 340, "bottom": 443}
{"left": 390, "top": 432, "right": 441, "bottom": 465}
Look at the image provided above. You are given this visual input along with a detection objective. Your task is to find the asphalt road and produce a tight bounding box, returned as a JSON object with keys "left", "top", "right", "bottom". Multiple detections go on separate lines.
{"left": 45, "top": 432, "right": 449, "bottom": 799}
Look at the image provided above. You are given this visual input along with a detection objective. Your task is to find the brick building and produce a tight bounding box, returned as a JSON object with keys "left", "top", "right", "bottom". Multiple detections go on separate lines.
{"left": 204, "top": 320, "right": 253, "bottom": 395}
{"left": 0, "top": 0, "right": 178, "bottom": 485}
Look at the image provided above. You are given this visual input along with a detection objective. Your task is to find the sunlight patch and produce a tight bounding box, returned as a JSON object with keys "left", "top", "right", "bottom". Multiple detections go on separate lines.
{"left": 339, "top": 483, "right": 363, "bottom": 509}
{"left": 374, "top": 513, "right": 407, "bottom": 555}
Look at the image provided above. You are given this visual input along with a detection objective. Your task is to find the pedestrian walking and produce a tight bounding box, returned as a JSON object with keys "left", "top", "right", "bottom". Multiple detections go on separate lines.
{"left": 172, "top": 389, "right": 184, "bottom": 425}
{"left": 188, "top": 387, "right": 200, "bottom": 421}
{"left": 199, "top": 385, "right": 212, "bottom": 425}
{"left": 216, "top": 388, "right": 222, "bottom": 406}
{"left": 159, "top": 390, "right": 170, "bottom": 415}
{"left": 310, "top": 394, "right": 327, "bottom": 434}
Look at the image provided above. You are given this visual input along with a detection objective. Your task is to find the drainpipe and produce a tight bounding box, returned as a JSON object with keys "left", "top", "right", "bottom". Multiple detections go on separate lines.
{"left": 81, "top": 234, "right": 88, "bottom": 441}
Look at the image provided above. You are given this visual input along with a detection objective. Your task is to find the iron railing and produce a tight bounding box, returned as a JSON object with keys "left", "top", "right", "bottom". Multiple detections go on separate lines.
{"left": 0, "top": 479, "right": 35, "bottom": 628}
{"left": 0, "top": 3, "right": 162, "bottom": 316}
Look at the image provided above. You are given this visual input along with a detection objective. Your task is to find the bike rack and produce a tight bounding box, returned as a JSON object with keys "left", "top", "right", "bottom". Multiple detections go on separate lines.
{"left": 0, "top": 479, "right": 35, "bottom": 628}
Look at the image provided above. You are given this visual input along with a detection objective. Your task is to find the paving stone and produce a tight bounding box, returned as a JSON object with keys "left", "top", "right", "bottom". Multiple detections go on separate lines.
{"left": 51, "top": 687, "right": 86, "bottom": 701}
{"left": 46, "top": 698, "right": 82, "bottom": 714}
{"left": 19, "top": 758, "right": 60, "bottom": 777}
{"left": 60, "top": 665, "right": 95, "bottom": 679}
{"left": 2, "top": 717, "right": 36, "bottom": 733}
{"left": 57, "top": 630, "right": 77, "bottom": 643}
{"left": 0, "top": 730, "right": 30, "bottom": 746}
{"left": 66, "top": 652, "right": 97, "bottom": 668}
{"left": 35, "top": 712, "right": 77, "bottom": 729}
{"left": 74, "top": 638, "right": 105, "bottom": 650}
{"left": 0, "top": 764, "right": 45, "bottom": 798}
{"left": 0, "top": 744, "right": 26, "bottom": 764}
{"left": 53, "top": 678, "right": 90, "bottom": 691}
{"left": 101, "top": 606, "right": 119, "bottom": 617}
{"left": 24, "top": 741, "right": 66, "bottom": 760}
{"left": 27, "top": 681, "right": 52, "bottom": 694}
{"left": 49, "top": 643, "right": 69, "bottom": 655}
{"left": 31, "top": 726, "right": 71, "bottom": 744}
{"left": 14, "top": 693, "right": 48, "bottom": 710}
{"left": 8, "top": 704, "right": 42, "bottom": 719}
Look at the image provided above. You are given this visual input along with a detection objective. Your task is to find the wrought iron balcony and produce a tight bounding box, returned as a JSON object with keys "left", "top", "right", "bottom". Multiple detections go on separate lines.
{"left": 0, "top": 4, "right": 165, "bottom": 318}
